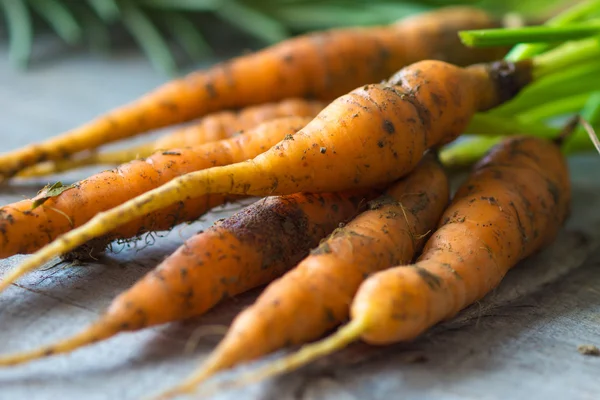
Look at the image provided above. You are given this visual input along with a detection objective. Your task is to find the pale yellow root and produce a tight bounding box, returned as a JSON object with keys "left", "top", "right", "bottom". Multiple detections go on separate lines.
{"left": 0, "top": 162, "right": 260, "bottom": 294}
{"left": 153, "top": 319, "right": 366, "bottom": 400}
{"left": 17, "top": 143, "right": 155, "bottom": 178}
{"left": 0, "top": 319, "right": 116, "bottom": 366}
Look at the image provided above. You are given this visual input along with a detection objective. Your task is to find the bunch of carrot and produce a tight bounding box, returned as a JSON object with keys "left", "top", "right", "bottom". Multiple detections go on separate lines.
{"left": 0, "top": 2, "right": 598, "bottom": 399}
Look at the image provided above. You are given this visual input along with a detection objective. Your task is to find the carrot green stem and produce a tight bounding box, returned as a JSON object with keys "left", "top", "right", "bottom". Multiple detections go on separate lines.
{"left": 518, "top": 93, "right": 591, "bottom": 124}
{"left": 440, "top": 136, "right": 504, "bottom": 168}
{"left": 490, "top": 59, "right": 600, "bottom": 117}
{"left": 459, "top": 22, "right": 600, "bottom": 48}
{"left": 532, "top": 36, "right": 600, "bottom": 79}
{"left": 444, "top": 92, "right": 600, "bottom": 167}
{"left": 506, "top": 0, "right": 600, "bottom": 61}
{"left": 464, "top": 114, "right": 556, "bottom": 137}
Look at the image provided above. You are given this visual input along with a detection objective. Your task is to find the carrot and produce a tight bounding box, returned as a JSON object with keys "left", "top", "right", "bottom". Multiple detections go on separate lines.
{"left": 0, "top": 187, "right": 379, "bottom": 366}
{"left": 0, "top": 57, "right": 534, "bottom": 294}
{"left": 17, "top": 98, "right": 326, "bottom": 178}
{"left": 197, "top": 135, "right": 570, "bottom": 396}
{"left": 0, "top": 116, "right": 311, "bottom": 259}
{"left": 153, "top": 154, "right": 449, "bottom": 398}
{"left": 0, "top": 6, "right": 507, "bottom": 180}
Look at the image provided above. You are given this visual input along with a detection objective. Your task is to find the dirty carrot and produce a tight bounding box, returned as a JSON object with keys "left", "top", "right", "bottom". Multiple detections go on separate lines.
{"left": 18, "top": 98, "right": 325, "bottom": 177}
{"left": 0, "top": 187, "right": 379, "bottom": 366}
{"left": 155, "top": 154, "right": 449, "bottom": 398}
{"left": 0, "top": 116, "right": 311, "bottom": 259}
{"left": 0, "top": 6, "right": 506, "bottom": 179}
{"left": 0, "top": 57, "right": 535, "bottom": 293}
{"left": 202, "top": 135, "right": 570, "bottom": 394}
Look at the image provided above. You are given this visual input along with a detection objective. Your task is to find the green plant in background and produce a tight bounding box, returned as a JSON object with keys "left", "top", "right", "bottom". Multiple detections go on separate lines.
{"left": 0, "top": 0, "right": 578, "bottom": 75}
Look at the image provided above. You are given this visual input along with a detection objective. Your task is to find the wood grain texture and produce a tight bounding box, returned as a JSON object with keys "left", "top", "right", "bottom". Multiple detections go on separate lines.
{"left": 1, "top": 48, "right": 600, "bottom": 400}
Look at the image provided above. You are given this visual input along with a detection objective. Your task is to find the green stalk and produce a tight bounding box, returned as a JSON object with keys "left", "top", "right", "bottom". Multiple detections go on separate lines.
{"left": 506, "top": 0, "right": 600, "bottom": 61}
{"left": 490, "top": 59, "right": 600, "bottom": 116}
{"left": 442, "top": 93, "right": 600, "bottom": 167}
{"left": 464, "top": 114, "right": 556, "bottom": 138}
{"left": 532, "top": 36, "right": 600, "bottom": 79}
{"left": 518, "top": 93, "right": 591, "bottom": 124}
{"left": 460, "top": 22, "right": 600, "bottom": 48}
{"left": 440, "top": 136, "right": 504, "bottom": 168}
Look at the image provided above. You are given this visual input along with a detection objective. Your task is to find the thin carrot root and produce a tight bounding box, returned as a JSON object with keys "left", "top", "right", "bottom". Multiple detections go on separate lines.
{"left": 180, "top": 320, "right": 366, "bottom": 400}
{"left": 16, "top": 145, "right": 155, "bottom": 178}
{"left": 0, "top": 188, "right": 377, "bottom": 366}
{"left": 0, "top": 59, "right": 533, "bottom": 292}
{"left": 0, "top": 116, "right": 311, "bottom": 259}
{"left": 0, "top": 7, "right": 506, "bottom": 180}
{"left": 16, "top": 99, "right": 326, "bottom": 178}
{"left": 0, "top": 319, "right": 116, "bottom": 366}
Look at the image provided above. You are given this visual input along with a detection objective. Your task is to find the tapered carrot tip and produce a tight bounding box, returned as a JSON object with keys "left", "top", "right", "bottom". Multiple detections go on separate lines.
{"left": 153, "top": 367, "right": 217, "bottom": 400}
{"left": 0, "top": 319, "right": 117, "bottom": 367}
{"left": 153, "top": 320, "right": 367, "bottom": 399}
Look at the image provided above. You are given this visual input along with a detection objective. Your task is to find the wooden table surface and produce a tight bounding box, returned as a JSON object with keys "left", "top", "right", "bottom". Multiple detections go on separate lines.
{"left": 1, "top": 49, "right": 600, "bottom": 400}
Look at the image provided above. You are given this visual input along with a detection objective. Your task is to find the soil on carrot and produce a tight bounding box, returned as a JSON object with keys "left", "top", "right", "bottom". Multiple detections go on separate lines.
{"left": 577, "top": 344, "right": 600, "bottom": 356}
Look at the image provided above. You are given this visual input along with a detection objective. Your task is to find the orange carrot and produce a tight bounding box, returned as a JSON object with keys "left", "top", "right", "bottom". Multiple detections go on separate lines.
{"left": 196, "top": 135, "right": 570, "bottom": 396}
{"left": 0, "top": 188, "right": 380, "bottom": 366}
{"left": 153, "top": 154, "right": 449, "bottom": 397}
{"left": 0, "top": 58, "right": 534, "bottom": 293}
{"left": 17, "top": 98, "right": 325, "bottom": 177}
{"left": 0, "top": 7, "right": 506, "bottom": 179}
{"left": 0, "top": 116, "right": 311, "bottom": 259}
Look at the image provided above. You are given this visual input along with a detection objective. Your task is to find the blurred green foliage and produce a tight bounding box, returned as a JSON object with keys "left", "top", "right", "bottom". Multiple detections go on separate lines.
{"left": 0, "top": 0, "right": 574, "bottom": 75}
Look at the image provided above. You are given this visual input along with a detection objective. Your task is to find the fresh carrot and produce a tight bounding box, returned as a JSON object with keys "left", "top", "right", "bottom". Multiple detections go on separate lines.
{"left": 0, "top": 187, "right": 380, "bottom": 366}
{"left": 0, "top": 116, "right": 311, "bottom": 259}
{"left": 153, "top": 154, "right": 449, "bottom": 398}
{"left": 195, "top": 135, "right": 570, "bottom": 396}
{"left": 0, "top": 6, "right": 507, "bottom": 180}
{"left": 17, "top": 98, "right": 326, "bottom": 178}
{"left": 0, "top": 57, "right": 534, "bottom": 293}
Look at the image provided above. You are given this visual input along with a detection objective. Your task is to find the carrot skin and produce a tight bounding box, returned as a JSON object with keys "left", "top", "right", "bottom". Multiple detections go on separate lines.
{"left": 153, "top": 98, "right": 325, "bottom": 151}
{"left": 0, "top": 58, "right": 534, "bottom": 292}
{"left": 190, "top": 136, "right": 572, "bottom": 396}
{"left": 354, "top": 136, "right": 571, "bottom": 344}
{"left": 0, "top": 117, "right": 311, "bottom": 258}
{"left": 0, "top": 7, "right": 506, "bottom": 179}
{"left": 179, "top": 155, "right": 449, "bottom": 380}
{"left": 0, "top": 57, "right": 532, "bottom": 291}
{"left": 0, "top": 189, "right": 379, "bottom": 366}
{"left": 109, "top": 189, "right": 378, "bottom": 329}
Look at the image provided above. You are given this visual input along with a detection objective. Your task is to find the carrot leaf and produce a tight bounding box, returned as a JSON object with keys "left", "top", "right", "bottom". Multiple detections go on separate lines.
{"left": 215, "top": 0, "right": 289, "bottom": 45}
{"left": 0, "top": 0, "right": 32, "bottom": 69}
{"left": 86, "top": 0, "right": 120, "bottom": 22}
{"left": 160, "top": 11, "right": 214, "bottom": 61}
{"left": 31, "top": 182, "right": 76, "bottom": 209}
{"left": 119, "top": 0, "right": 178, "bottom": 77}
{"left": 28, "top": 0, "right": 83, "bottom": 45}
